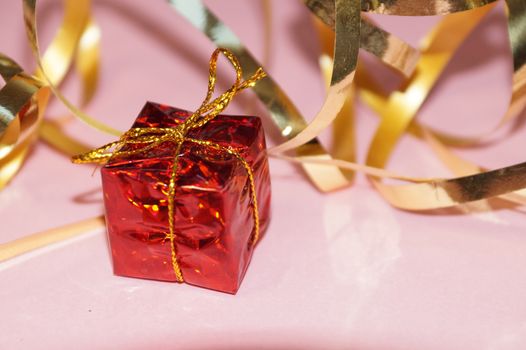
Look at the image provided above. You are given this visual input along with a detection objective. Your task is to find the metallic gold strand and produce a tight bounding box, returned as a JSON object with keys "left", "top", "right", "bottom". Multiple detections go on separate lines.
{"left": 305, "top": 0, "right": 420, "bottom": 77}
{"left": 23, "top": 0, "right": 122, "bottom": 136}
{"left": 0, "top": 216, "right": 105, "bottom": 263}
{"left": 315, "top": 20, "right": 356, "bottom": 181}
{"left": 0, "top": 0, "right": 106, "bottom": 189}
{"left": 167, "top": 141, "right": 185, "bottom": 283}
{"left": 350, "top": 2, "right": 526, "bottom": 210}
{"left": 266, "top": 0, "right": 361, "bottom": 154}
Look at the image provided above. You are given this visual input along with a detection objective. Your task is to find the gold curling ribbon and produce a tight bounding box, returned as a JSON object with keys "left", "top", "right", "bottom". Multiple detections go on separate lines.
{"left": 20, "top": 0, "right": 526, "bottom": 211}
{"left": 4, "top": 0, "right": 526, "bottom": 212}
{"left": 308, "top": 1, "right": 526, "bottom": 210}
{"left": 356, "top": 0, "right": 526, "bottom": 210}
{"left": 0, "top": 0, "right": 103, "bottom": 190}
{"left": 3, "top": 0, "right": 526, "bottom": 262}
{"left": 23, "top": 0, "right": 121, "bottom": 137}
{"left": 72, "top": 48, "right": 266, "bottom": 282}
{"left": 0, "top": 216, "right": 105, "bottom": 263}
{"left": 305, "top": 0, "right": 421, "bottom": 77}
{"left": 169, "top": 0, "right": 361, "bottom": 192}
{"left": 0, "top": 54, "right": 49, "bottom": 189}
{"left": 173, "top": 0, "right": 526, "bottom": 211}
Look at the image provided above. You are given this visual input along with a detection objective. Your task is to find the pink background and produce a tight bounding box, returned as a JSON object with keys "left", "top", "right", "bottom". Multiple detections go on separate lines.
{"left": 2, "top": 0, "right": 526, "bottom": 349}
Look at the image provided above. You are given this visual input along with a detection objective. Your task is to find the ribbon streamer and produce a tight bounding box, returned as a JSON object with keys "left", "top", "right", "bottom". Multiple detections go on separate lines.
{"left": 4, "top": 0, "right": 526, "bottom": 212}
{"left": 168, "top": 0, "right": 360, "bottom": 191}
{"left": 3, "top": 0, "right": 526, "bottom": 263}
{"left": 23, "top": 0, "right": 121, "bottom": 136}
{"left": 358, "top": 1, "right": 526, "bottom": 210}
{"left": 0, "top": 0, "right": 103, "bottom": 190}
{"left": 0, "top": 54, "right": 49, "bottom": 189}
{"left": 172, "top": 0, "right": 526, "bottom": 210}
{"left": 305, "top": 0, "right": 420, "bottom": 77}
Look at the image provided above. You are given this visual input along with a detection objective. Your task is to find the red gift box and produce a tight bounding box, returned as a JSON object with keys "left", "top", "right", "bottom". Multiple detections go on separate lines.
{"left": 100, "top": 101, "right": 271, "bottom": 293}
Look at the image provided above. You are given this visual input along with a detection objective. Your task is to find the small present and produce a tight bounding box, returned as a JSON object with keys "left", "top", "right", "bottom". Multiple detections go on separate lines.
{"left": 99, "top": 102, "right": 271, "bottom": 294}
{"left": 74, "top": 49, "right": 270, "bottom": 293}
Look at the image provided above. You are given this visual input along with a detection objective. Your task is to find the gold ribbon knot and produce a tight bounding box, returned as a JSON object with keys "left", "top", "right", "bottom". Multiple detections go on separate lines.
{"left": 72, "top": 48, "right": 267, "bottom": 282}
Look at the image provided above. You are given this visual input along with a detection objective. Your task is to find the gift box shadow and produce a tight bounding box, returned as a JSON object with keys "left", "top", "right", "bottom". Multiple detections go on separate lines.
{"left": 72, "top": 187, "right": 104, "bottom": 204}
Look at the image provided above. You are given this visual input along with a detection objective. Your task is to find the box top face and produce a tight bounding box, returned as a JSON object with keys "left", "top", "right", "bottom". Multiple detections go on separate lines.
{"left": 104, "top": 101, "right": 265, "bottom": 169}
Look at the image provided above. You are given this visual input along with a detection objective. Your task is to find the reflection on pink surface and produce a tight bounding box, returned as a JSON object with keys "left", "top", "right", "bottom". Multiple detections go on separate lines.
{"left": 1, "top": 0, "right": 526, "bottom": 349}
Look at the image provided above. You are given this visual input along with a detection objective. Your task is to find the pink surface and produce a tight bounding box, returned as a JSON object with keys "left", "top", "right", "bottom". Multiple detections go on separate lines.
{"left": 1, "top": 1, "right": 526, "bottom": 349}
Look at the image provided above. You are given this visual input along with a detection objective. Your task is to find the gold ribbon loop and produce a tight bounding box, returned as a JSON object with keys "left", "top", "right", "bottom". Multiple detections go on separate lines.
{"left": 0, "top": 53, "right": 50, "bottom": 189}
{"left": 305, "top": 1, "right": 421, "bottom": 77}
{"left": 24, "top": 0, "right": 121, "bottom": 136}
{"left": 0, "top": 0, "right": 104, "bottom": 190}
{"left": 73, "top": 48, "right": 266, "bottom": 282}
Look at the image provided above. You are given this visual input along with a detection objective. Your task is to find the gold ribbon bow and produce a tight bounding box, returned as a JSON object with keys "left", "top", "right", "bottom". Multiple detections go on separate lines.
{"left": 72, "top": 48, "right": 266, "bottom": 282}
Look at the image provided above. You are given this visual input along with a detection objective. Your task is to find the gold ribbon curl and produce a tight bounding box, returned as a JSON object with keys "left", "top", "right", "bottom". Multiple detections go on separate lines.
{"left": 23, "top": 0, "right": 120, "bottom": 136}
{"left": 0, "top": 0, "right": 103, "bottom": 190}
{"left": 311, "top": 1, "right": 526, "bottom": 210}
{"left": 305, "top": 0, "right": 421, "bottom": 77}
{"left": 169, "top": 0, "right": 361, "bottom": 192}
{"left": 355, "top": 1, "right": 526, "bottom": 210}
{"left": 3, "top": 0, "right": 526, "bottom": 262}
{"left": 172, "top": 0, "right": 526, "bottom": 211}
{"left": 4, "top": 0, "right": 526, "bottom": 213}
{"left": 0, "top": 54, "right": 49, "bottom": 189}
{"left": 72, "top": 48, "right": 266, "bottom": 282}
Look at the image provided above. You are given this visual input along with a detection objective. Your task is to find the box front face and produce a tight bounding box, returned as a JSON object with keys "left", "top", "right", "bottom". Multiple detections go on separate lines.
{"left": 102, "top": 149, "right": 257, "bottom": 293}
{"left": 101, "top": 102, "right": 271, "bottom": 293}
{"left": 172, "top": 166, "right": 250, "bottom": 293}
{"left": 102, "top": 164, "right": 176, "bottom": 282}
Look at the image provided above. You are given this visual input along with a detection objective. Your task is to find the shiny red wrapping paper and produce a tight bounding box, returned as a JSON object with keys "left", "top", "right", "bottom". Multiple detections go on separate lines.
{"left": 101, "top": 102, "right": 271, "bottom": 294}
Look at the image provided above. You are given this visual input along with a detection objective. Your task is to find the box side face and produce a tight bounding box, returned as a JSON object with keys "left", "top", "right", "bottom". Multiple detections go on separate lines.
{"left": 177, "top": 117, "right": 272, "bottom": 293}
{"left": 247, "top": 118, "right": 272, "bottom": 236}
{"left": 173, "top": 186, "right": 237, "bottom": 293}
{"left": 173, "top": 143, "right": 245, "bottom": 293}
{"left": 188, "top": 112, "right": 272, "bottom": 234}
{"left": 252, "top": 149, "right": 272, "bottom": 237}
{"left": 174, "top": 159, "right": 261, "bottom": 294}
{"left": 230, "top": 122, "right": 272, "bottom": 289}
